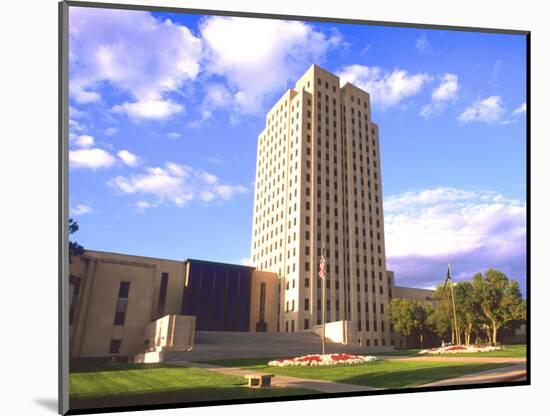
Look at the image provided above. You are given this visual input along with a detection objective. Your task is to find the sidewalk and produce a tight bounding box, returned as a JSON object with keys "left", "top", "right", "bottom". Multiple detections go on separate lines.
{"left": 172, "top": 358, "right": 526, "bottom": 394}
{"left": 377, "top": 356, "right": 525, "bottom": 364}
{"left": 419, "top": 363, "right": 527, "bottom": 387}
{"left": 172, "top": 361, "right": 379, "bottom": 393}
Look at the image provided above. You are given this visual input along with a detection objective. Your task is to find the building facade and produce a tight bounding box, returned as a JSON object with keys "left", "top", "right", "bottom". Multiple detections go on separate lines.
{"left": 68, "top": 251, "right": 279, "bottom": 359}
{"left": 250, "top": 65, "right": 391, "bottom": 347}
{"left": 68, "top": 65, "right": 434, "bottom": 360}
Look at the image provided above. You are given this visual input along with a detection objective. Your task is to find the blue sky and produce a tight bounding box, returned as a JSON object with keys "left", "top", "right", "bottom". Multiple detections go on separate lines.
{"left": 68, "top": 6, "right": 527, "bottom": 294}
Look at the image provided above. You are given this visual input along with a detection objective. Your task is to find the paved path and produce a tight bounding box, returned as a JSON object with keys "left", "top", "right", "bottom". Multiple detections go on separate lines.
{"left": 419, "top": 363, "right": 527, "bottom": 387}
{"left": 171, "top": 361, "right": 379, "bottom": 393}
{"left": 377, "top": 356, "right": 525, "bottom": 364}
{"left": 172, "top": 356, "right": 526, "bottom": 394}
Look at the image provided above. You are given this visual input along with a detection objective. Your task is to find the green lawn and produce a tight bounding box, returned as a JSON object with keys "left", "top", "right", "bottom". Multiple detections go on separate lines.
{"left": 69, "top": 363, "right": 312, "bottom": 402}
{"left": 380, "top": 344, "right": 526, "bottom": 358}
{"left": 203, "top": 358, "right": 513, "bottom": 389}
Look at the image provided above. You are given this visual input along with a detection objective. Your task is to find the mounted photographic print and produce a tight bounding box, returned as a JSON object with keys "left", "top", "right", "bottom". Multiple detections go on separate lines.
{"left": 59, "top": 1, "right": 530, "bottom": 414}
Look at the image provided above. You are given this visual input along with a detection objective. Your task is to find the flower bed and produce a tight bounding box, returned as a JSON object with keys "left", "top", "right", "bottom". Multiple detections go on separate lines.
{"left": 268, "top": 353, "right": 377, "bottom": 367}
{"left": 419, "top": 345, "right": 502, "bottom": 355}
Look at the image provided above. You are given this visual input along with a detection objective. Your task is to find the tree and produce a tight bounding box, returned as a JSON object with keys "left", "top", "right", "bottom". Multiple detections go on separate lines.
{"left": 453, "top": 281, "right": 484, "bottom": 345}
{"left": 430, "top": 285, "right": 455, "bottom": 343}
{"left": 389, "top": 298, "right": 432, "bottom": 348}
{"left": 69, "top": 218, "right": 84, "bottom": 263}
{"left": 471, "top": 269, "right": 525, "bottom": 345}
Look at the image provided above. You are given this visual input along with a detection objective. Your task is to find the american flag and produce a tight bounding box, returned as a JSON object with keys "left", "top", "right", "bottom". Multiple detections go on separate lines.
{"left": 319, "top": 255, "right": 326, "bottom": 280}
{"left": 444, "top": 263, "right": 452, "bottom": 287}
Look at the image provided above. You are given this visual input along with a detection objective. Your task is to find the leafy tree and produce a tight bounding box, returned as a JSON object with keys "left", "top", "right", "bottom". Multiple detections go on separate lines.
{"left": 389, "top": 298, "right": 433, "bottom": 348}
{"left": 454, "top": 281, "right": 485, "bottom": 345}
{"left": 389, "top": 298, "right": 415, "bottom": 338}
{"left": 69, "top": 218, "right": 84, "bottom": 263}
{"left": 471, "top": 269, "right": 525, "bottom": 345}
{"left": 429, "top": 285, "right": 455, "bottom": 343}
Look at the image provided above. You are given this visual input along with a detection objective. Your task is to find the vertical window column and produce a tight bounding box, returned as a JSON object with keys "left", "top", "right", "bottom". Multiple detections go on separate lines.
{"left": 113, "top": 281, "right": 130, "bottom": 326}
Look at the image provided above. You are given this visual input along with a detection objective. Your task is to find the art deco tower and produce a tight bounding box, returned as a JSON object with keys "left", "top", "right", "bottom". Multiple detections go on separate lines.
{"left": 251, "top": 65, "right": 391, "bottom": 348}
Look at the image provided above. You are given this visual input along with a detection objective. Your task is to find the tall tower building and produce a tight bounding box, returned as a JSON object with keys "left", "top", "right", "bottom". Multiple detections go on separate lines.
{"left": 251, "top": 64, "right": 391, "bottom": 347}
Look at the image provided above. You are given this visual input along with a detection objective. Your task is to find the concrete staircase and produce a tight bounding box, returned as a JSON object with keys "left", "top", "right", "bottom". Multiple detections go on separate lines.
{"left": 162, "top": 330, "right": 391, "bottom": 361}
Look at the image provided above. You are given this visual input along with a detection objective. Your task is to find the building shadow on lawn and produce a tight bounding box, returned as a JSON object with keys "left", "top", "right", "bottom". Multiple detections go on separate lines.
{"left": 69, "top": 386, "right": 313, "bottom": 411}
{"left": 69, "top": 361, "right": 180, "bottom": 374}
{"left": 333, "top": 363, "right": 512, "bottom": 389}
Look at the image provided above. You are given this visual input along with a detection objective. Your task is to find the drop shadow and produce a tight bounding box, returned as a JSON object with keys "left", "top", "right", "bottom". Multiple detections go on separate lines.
{"left": 33, "top": 398, "right": 58, "bottom": 413}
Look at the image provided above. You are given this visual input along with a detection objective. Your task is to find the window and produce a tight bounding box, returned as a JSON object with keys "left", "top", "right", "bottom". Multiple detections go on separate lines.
{"left": 109, "top": 339, "right": 122, "bottom": 354}
{"left": 259, "top": 282, "right": 266, "bottom": 322}
{"left": 69, "top": 276, "right": 82, "bottom": 325}
{"left": 118, "top": 281, "right": 130, "bottom": 298}
{"left": 304, "top": 319, "right": 309, "bottom": 329}
{"left": 157, "top": 272, "right": 169, "bottom": 316}
{"left": 114, "top": 281, "right": 130, "bottom": 326}
{"left": 304, "top": 298, "right": 310, "bottom": 311}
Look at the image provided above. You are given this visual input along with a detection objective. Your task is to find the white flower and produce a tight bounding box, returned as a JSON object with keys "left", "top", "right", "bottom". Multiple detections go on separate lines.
{"left": 419, "top": 345, "right": 502, "bottom": 355}
{"left": 268, "top": 354, "right": 378, "bottom": 367}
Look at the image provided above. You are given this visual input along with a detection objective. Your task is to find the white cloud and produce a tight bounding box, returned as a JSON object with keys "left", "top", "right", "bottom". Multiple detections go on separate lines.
{"left": 458, "top": 95, "right": 505, "bottom": 124}
{"left": 112, "top": 99, "right": 183, "bottom": 120}
{"left": 167, "top": 132, "right": 181, "bottom": 139}
{"left": 419, "top": 102, "right": 444, "bottom": 119}
{"left": 199, "top": 16, "right": 341, "bottom": 114}
{"left": 239, "top": 257, "right": 252, "bottom": 266}
{"left": 69, "top": 148, "right": 117, "bottom": 169}
{"left": 415, "top": 34, "right": 432, "bottom": 55}
{"left": 104, "top": 127, "right": 118, "bottom": 136}
{"left": 199, "top": 171, "right": 218, "bottom": 185}
{"left": 117, "top": 150, "right": 139, "bottom": 166}
{"left": 135, "top": 200, "right": 157, "bottom": 212}
{"left": 68, "top": 118, "right": 86, "bottom": 136}
{"left": 69, "top": 105, "right": 86, "bottom": 119}
{"left": 73, "top": 134, "right": 95, "bottom": 149}
{"left": 513, "top": 102, "right": 527, "bottom": 115}
{"left": 70, "top": 204, "right": 93, "bottom": 216}
{"left": 384, "top": 187, "right": 526, "bottom": 287}
{"left": 337, "top": 65, "right": 431, "bottom": 108}
{"left": 215, "top": 184, "right": 248, "bottom": 200}
{"left": 385, "top": 187, "right": 526, "bottom": 259}
{"left": 420, "top": 74, "right": 459, "bottom": 119}
{"left": 108, "top": 162, "right": 247, "bottom": 207}
{"left": 432, "top": 74, "right": 459, "bottom": 102}
{"left": 190, "top": 83, "right": 234, "bottom": 126}
{"left": 491, "top": 60, "right": 502, "bottom": 86}
{"left": 136, "top": 200, "right": 151, "bottom": 209}
{"left": 69, "top": 8, "right": 202, "bottom": 119}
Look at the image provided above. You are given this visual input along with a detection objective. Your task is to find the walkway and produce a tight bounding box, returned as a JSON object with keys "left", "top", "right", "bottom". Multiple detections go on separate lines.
{"left": 171, "top": 361, "right": 379, "bottom": 393}
{"left": 377, "top": 356, "right": 525, "bottom": 364}
{"left": 419, "top": 363, "right": 527, "bottom": 387}
{"left": 172, "top": 356, "right": 526, "bottom": 394}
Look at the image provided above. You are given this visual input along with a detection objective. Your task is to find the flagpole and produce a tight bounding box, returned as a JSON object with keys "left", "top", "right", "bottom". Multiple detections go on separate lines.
{"left": 448, "top": 263, "right": 460, "bottom": 345}
{"left": 321, "top": 248, "right": 326, "bottom": 355}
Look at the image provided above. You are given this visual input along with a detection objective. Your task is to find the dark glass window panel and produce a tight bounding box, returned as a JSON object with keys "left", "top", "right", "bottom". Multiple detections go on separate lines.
{"left": 109, "top": 339, "right": 122, "bottom": 354}
{"left": 118, "top": 281, "right": 130, "bottom": 299}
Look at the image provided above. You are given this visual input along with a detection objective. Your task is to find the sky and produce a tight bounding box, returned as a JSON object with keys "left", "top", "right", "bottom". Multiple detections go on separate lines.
{"left": 67, "top": 6, "right": 527, "bottom": 294}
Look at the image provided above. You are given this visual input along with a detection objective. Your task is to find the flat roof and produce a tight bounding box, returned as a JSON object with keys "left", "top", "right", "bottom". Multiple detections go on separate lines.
{"left": 184, "top": 258, "right": 255, "bottom": 270}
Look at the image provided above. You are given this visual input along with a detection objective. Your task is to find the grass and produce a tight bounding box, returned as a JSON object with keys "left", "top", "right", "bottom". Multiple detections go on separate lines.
{"left": 202, "top": 358, "right": 514, "bottom": 389}
{"left": 380, "top": 344, "right": 526, "bottom": 358}
{"left": 69, "top": 363, "right": 312, "bottom": 402}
